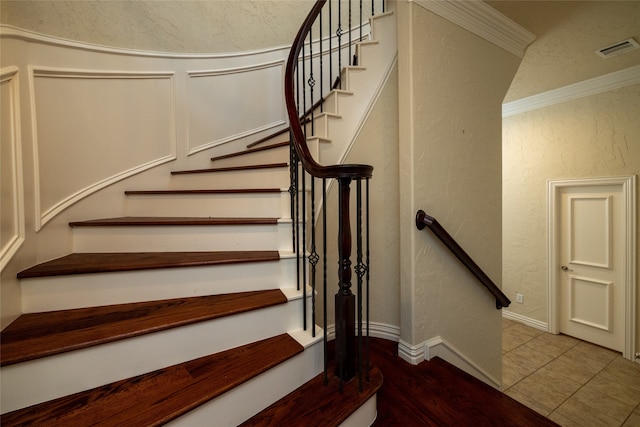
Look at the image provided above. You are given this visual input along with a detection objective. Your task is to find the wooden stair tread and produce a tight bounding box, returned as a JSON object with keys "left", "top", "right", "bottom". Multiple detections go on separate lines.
{"left": 69, "top": 217, "right": 279, "bottom": 227}
{"left": 124, "top": 188, "right": 282, "bottom": 195}
{"left": 241, "top": 366, "right": 383, "bottom": 427}
{"left": 0, "top": 333, "right": 303, "bottom": 426}
{"left": 171, "top": 162, "right": 288, "bottom": 175}
{"left": 211, "top": 141, "right": 289, "bottom": 161}
{"left": 246, "top": 127, "right": 291, "bottom": 148}
{"left": 0, "top": 290, "right": 287, "bottom": 366}
{"left": 17, "top": 251, "right": 280, "bottom": 279}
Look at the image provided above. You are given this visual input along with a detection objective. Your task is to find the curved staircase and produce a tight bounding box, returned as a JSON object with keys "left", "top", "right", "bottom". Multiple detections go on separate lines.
{"left": 1, "top": 131, "right": 329, "bottom": 426}
{"left": 1, "top": 4, "right": 396, "bottom": 424}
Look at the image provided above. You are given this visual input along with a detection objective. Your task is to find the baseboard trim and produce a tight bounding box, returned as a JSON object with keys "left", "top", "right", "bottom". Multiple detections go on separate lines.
{"left": 324, "top": 322, "right": 400, "bottom": 343}
{"left": 502, "top": 310, "right": 549, "bottom": 332}
{"left": 398, "top": 339, "right": 425, "bottom": 365}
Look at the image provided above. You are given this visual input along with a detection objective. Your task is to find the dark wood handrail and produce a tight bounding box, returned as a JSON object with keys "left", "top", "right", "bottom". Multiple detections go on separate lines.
{"left": 415, "top": 210, "right": 511, "bottom": 309}
{"left": 284, "top": 0, "right": 373, "bottom": 180}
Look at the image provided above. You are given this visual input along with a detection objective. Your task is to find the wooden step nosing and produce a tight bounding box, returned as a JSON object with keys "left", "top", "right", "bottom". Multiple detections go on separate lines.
{"left": 210, "top": 141, "right": 289, "bottom": 162}
{"left": 171, "top": 162, "right": 288, "bottom": 175}
{"left": 17, "top": 251, "right": 281, "bottom": 279}
{"left": 69, "top": 217, "right": 280, "bottom": 227}
{"left": 246, "top": 127, "right": 291, "bottom": 148}
{"left": 0, "top": 334, "right": 305, "bottom": 425}
{"left": 0, "top": 290, "right": 288, "bottom": 367}
{"left": 124, "top": 188, "right": 283, "bottom": 196}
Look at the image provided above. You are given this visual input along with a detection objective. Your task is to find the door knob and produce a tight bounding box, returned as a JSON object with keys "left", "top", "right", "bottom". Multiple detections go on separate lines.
{"left": 561, "top": 265, "right": 573, "bottom": 272}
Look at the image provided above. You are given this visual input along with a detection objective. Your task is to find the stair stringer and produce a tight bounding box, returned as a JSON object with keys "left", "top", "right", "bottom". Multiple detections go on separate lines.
{"left": 311, "top": 11, "right": 397, "bottom": 169}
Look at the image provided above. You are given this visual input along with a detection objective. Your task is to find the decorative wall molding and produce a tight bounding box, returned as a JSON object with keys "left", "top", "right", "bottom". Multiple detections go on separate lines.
{"left": 0, "top": 24, "right": 291, "bottom": 60}
{"left": 29, "top": 67, "right": 177, "bottom": 230}
{"left": 503, "top": 65, "right": 640, "bottom": 117}
{"left": 0, "top": 66, "right": 25, "bottom": 271}
{"left": 411, "top": 0, "right": 535, "bottom": 58}
{"left": 502, "top": 310, "right": 549, "bottom": 332}
{"left": 187, "top": 61, "right": 286, "bottom": 155}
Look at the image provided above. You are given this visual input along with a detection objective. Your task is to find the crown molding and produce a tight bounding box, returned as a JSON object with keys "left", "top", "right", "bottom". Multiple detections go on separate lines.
{"left": 503, "top": 65, "right": 640, "bottom": 117}
{"left": 411, "top": 0, "right": 535, "bottom": 58}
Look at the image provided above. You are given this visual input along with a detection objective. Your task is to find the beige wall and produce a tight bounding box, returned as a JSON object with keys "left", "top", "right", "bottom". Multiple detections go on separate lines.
{"left": 503, "top": 83, "right": 640, "bottom": 355}
{"left": 398, "top": 1, "right": 521, "bottom": 380}
{"left": 1, "top": 0, "right": 309, "bottom": 53}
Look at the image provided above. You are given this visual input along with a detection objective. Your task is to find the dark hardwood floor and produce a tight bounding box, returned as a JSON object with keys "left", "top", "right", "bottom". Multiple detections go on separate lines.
{"left": 367, "top": 338, "right": 558, "bottom": 426}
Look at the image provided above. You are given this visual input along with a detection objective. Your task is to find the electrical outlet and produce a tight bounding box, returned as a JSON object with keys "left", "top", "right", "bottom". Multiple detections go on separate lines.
{"left": 516, "top": 293, "right": 524, "bottom": 304}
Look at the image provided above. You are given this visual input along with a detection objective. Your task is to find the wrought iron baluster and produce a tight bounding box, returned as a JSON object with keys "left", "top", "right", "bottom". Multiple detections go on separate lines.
{"left": 356, "top": 178, "right": 364, "bottom": 391}
{"left": 323, "top": 177, "right": 328, "bottom": 384}
{"left": 349, "top": 0, "right": 353, "bottom": 65}
{"left": 366, "top": 177, "right": 371, "bottom": 381}
{"left": 337, "top": 0, "right": 342, "bottom": 89}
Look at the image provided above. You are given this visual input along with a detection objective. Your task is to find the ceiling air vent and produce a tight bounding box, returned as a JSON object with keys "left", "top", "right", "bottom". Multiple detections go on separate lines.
{"left": 595, "top": 38, "right": 640, "bottom": 59}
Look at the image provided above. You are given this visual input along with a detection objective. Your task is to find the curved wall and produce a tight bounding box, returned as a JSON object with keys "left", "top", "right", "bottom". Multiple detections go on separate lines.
{"left": 0, "top": 0, "right": 308, "bottom": 53}
{"left": 0, "top": 23, "right": 292, "bottom": 328}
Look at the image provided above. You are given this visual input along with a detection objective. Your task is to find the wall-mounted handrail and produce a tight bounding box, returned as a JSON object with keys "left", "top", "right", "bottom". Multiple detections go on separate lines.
{"left": 415, "top": 210, "right": 511, "bottom": 309}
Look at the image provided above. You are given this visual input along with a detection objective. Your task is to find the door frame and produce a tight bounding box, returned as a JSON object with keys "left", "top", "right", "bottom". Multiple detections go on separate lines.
{"left": 547, "top": 176, "right": 636, "bottom": 360}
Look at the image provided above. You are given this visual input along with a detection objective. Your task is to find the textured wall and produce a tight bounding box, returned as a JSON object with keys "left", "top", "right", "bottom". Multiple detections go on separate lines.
{"left": 488, "top": 1, "right": 640, "bottom": 103}
{"left": 502, "top": 84, "right": 640, "bottom": 352}
{"left": 398, "top": 2, "right": 521, "bottom": 380}
{"left": 0, "top": 0, "right": 310, "bottom": 53}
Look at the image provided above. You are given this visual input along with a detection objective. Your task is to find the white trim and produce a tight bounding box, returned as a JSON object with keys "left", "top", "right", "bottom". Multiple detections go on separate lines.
{"left": 503, "top": 65, "right": 640, "bottom": 117}
{"left": 398, "top": 338, "right": 425, "bottom": 365}
{"left": 425, "top": 336, "right": 501, "bottom": 389}
{"left": 0, "top": 24, "right": 291, "bottom": 60}
{"left": 547, "top": 176, "right": 636, "bottom": 361}
{"left": 186, "top": 60, "right": 286, "bottom": 155}
{"left": 397, "top": 335, "right": 501, "bottom": 389}
{"left": 502, "top": 310, "right": 549, "bottom": 332}
{"left": 0, "top": 66, "right": 25, "bottom": 271}
{"left": 324, "top": 322, "right": 401, "bottom": 343}
{"left": 29, "top": 67, "right": 178, "bottom": 230}
{"left": 411, "top": 0, "right": 535, "bottom": 58}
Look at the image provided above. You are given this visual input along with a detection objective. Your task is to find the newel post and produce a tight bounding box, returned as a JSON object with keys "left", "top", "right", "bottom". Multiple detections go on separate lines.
{"left": 335, "top": 177, "right": 356, "bottom": 381}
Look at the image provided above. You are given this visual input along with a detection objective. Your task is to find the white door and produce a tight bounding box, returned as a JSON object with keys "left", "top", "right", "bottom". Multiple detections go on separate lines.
{"left": 558, "top": 184, "right": 625, "bottom": 352}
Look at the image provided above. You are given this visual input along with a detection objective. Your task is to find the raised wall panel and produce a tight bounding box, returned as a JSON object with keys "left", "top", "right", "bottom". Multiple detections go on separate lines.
{"left": 30, "top": 68, "right": 176, "bottom": 229}
{"left": 0, "top": 66, "right": 25, "bottom": 270}
{"left": 187, "top": 61, "right": 285, "bottom": 154}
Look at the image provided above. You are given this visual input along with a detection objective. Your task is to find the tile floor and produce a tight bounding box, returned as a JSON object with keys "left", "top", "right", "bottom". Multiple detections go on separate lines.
{"left": 502, "top": 318, "right": 640, "bottom": 427}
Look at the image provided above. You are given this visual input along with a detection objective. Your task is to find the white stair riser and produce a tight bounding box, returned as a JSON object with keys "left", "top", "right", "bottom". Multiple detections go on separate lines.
{"left": 169, "top": 168, "right": 290, "bottom": 190}
{"left": 0, "top": 299, "right": 314, "bottom": 414}
{"left": 210, "top": 145, "right": 290, "bottom": 168}
{"left": 21, "top": 256, "right": 302, "bottom": 312}
{"left": 168, "top": 335, "right": 323, "bottom": 427}
{"left": 321, "top": 90, "right": 353, "bottom": 116}
{"left": 125, "top": 191, "right": 291, "bottom": 218}
{"left": 72, "top": 222, "right": 293, "bottom": 253}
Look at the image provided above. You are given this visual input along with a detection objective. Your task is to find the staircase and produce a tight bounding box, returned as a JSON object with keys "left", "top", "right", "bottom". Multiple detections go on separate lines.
{"left": 1, "top": 4, "right": 396, "bottom": 425}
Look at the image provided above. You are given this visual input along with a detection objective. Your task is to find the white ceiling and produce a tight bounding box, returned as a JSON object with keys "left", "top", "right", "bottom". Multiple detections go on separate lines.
{"left": 486, "top": 1, "right": 640, "bottom": 102}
